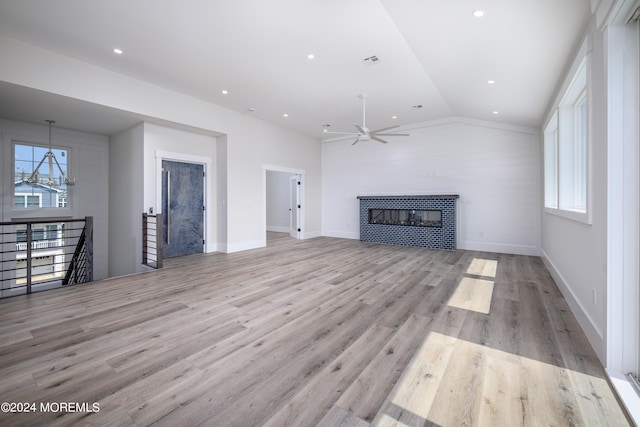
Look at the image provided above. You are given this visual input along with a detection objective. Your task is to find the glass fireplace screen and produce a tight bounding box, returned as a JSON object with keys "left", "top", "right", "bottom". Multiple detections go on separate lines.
{"left": 368, "top": 209, "right": 442, "bottom": 227}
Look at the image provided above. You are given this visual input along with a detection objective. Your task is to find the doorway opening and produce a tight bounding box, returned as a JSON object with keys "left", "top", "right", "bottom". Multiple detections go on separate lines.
{"left": 265, "top": 166, "right": 305, "bottom": 244}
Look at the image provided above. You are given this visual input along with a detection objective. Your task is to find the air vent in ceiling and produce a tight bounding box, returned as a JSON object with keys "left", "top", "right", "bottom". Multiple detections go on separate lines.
{"left": 363, "top": 55, "right": 381, "bottom": 65}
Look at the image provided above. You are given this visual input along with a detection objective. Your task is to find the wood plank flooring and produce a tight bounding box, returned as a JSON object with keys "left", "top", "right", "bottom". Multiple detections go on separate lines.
{"left": 0, "top": 233, "right": 631, "bottom": 426}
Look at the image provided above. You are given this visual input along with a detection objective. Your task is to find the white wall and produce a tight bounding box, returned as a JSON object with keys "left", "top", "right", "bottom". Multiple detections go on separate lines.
{"left": 322, "top": 118, "right": 541, "bottom": 255}
{"left": 540, "top": 15, "right": 609, "bottom": 362}
{"left": 143, "top": 123, "right": 218, "bottom": 252}
{"left": 224, "top": 117, "right": 321, "bottom": 252}
{"left": 1, "top": 119, "right": 110, "bottom": 280}
{"left": 266, "top": 171, "right": 292, "bottom": 232}
{"left": 109, "top": 123, "right": 144, "bottom": 277}
{"left": 0, "top": 35, "right": 322, "bottom": 256}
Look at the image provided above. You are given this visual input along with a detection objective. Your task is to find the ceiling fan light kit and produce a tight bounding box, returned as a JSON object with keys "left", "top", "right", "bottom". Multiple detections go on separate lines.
{"left": 324, "top": 94, "right": 410, "bottom": 145}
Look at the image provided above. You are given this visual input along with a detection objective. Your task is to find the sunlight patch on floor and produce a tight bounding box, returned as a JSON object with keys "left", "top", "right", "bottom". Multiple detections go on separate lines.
{"left": 448, "top": 277, "right": 494, "bottom": 314}
{"left": 374, "top": 332, "right": 628, "bottom": 427}
{"left": 466, "top": 258, "right": 498, "bottom": 278}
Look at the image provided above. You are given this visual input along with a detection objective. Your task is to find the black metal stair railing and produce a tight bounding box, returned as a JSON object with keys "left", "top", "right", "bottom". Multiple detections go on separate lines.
{"left": 0, "top": 216, "right": 93, "bottom": 298}
{"left": 142, "top": 213, "right": 163, "bottom": 269}
{"left": 63, "top": 216, "right": 93, "bottom": 286}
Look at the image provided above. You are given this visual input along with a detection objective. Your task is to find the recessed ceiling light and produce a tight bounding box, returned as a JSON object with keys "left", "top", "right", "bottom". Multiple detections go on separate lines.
{"left": 492, "top": 110, "right": 499, "bottom": 115}
{"left": 392, "top": 116, "right": 397, "bottom": 119}
{"left": 307, "top": 53, "right": 315, "bottom": 60}
{"left": 248, "top": 107, "right": 255, "bottom": 112}
{"left": 113, "top": 48, "right": 123, "bottom": 55}
{"left": 323, "top": 129, "right": 328, "bottom": 133}
{"left": 221, "top": 90, "right": 228, "bottom": 95}
{"left": 283, "top": 113, "right": 289, "bottom": 117}
{"left": 473, "top": 10, "right": 485, "bottom": 17}
{"left": 487, "top": 80, "right": 495, "bottom": 85}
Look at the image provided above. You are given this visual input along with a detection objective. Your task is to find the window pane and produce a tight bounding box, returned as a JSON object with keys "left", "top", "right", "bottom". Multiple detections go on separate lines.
{"left": 14, "top": 195, "right": 25, "bottom": 208}
{"left": 27, "top": 195, "right": 40, "bottom": 207}
{"left": 576, "top": 98, "right": 587, "bottom": 210}
{"left": 14, "top": 143, "right": 70, "bottom": 209}
{"left": 544, "top": 116, "right": 558, "bottom": 209}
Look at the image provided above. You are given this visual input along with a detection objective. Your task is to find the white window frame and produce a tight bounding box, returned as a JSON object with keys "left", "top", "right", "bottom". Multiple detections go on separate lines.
{"left": 544, "top": 112, "right": 559, "bottom": 209}
{"left": 544, "top": 41, "right": 592, "bottom": 224}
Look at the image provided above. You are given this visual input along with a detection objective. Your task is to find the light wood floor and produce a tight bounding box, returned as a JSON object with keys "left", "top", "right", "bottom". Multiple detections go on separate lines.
{"left": 0, "top": 233, "right": 630, "bottom": 426}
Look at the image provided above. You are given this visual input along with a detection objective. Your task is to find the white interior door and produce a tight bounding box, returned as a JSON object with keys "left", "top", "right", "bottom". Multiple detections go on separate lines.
{"left": 289, "top": 175, "right": 300, "bottom": 238}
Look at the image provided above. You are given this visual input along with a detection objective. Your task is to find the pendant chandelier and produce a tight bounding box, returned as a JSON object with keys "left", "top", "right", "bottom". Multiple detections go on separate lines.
{"left": 25, "top": 120, "right": 75, "bottom": 187}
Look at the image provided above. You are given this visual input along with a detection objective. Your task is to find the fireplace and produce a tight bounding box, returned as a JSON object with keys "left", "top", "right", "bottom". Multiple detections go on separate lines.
{"left": 358, "top": 195, "right": 458, "bottom": 250}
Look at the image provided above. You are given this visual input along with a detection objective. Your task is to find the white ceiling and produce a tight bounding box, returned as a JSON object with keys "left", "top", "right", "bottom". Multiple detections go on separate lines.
{"left": 0, "top": 0, "right": 591, "bottom": 138}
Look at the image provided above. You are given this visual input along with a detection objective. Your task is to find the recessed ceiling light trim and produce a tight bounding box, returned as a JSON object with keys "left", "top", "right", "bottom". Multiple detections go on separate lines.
{"left": 113, "top": 48, "right": 123, "bottom": 55}
{"left": 473, "top": 10, "right": 485, "bottom": 17}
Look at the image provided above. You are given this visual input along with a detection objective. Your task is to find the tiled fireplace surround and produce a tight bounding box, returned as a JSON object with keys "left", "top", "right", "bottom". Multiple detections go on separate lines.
{"left": 358, "top": 195, "right": 459, "bottom": 250}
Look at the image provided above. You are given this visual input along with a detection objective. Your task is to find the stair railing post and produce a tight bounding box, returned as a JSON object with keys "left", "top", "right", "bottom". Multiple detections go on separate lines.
{"left": 26, "top": 223, "right": 32, "bottom": 294}
{"left": 85, "top": 216, "right": 93, "bottom": 283}
{"left": 156, "top": 213, "right": 163, "bottom": 269}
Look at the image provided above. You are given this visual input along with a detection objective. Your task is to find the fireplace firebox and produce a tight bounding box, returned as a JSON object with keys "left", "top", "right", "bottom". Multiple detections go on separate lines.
{"left": 358, "top": 195, "right": 458, "bottom": 250}
{"left": 369, "top": 209, "right": 442, "bottom": 227}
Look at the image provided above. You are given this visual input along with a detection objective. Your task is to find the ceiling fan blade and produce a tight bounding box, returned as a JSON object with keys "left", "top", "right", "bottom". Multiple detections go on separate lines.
{"left": 371, "top": 125, "right": 399, "bottom": 133}
{"left": 351, "top": 138, "right": 360, "bottom": 145}
{"left": 372, "top": 133, "right": 410, "bottom": 137}
{"left": 323, "top": 131, "right": 359, "bottom": 135}
{"left": 370, "top": 135, "right": 389, "bottom": 144}
{"left": 353, "top": 123, "right": 367, "bottom": 135}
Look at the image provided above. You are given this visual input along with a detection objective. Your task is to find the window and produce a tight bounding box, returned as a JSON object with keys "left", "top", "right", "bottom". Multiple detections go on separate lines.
{"left": 544, "top": 57, "right": 590, "bottom": 223}
{"left": 14, "top": 194, "right": 41, "bottom": 208}
{"left": 14, "top": 143, "right": 70, "bottom": 209}
{"left": 544, "top": 113, "right": 558, "bottom": 209}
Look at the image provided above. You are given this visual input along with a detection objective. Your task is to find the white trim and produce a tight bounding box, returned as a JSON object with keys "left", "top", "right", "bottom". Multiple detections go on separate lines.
{"left": 226, "top": 239, "right": 265, "bottom": 253}
{"left": 544, "top": 207, "right": 591, "bottom": 224}
{"left": 322, "top": 230, "right": 359, "bottom": 240}
{"left": 458, "top": 240, "right": 539, "bottom": 256}
{"left": 262, "top": 164, "right": 306, "bottom": 241}
{"left": 607, "top": 370, "right": 640, "bottom": 425}
{"left": 605, "top": 12, "right": 640, "bottom": 424}
{"left": 540, "top": 248, "right": 605, "bottom": 361}
{"left": 301, "top": 230, "right": 322, "bottom": 239}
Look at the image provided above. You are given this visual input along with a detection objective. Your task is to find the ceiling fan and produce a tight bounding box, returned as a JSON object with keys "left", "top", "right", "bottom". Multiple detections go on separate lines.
{"left": 324, "top": 94, "right": 410, "bottom": 145}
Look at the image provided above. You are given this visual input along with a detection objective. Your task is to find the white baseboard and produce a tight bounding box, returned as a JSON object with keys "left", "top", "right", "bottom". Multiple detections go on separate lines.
{"left": 458, "top": 240, "right": 539, "bottom": 256}
{"left": 321, "top": 231, "right": 359, "bottom": 240}
{"left": 301, "top": 230, "right": 322, "bottom": 239}
{"left": 540, "top": 248, "right": 605, "bottom": 362}
{"left": 225, "top": 239, "right": 265, "bottom": 253}
{"left": 267, "top": 225, "right": 290, "bottom": 233}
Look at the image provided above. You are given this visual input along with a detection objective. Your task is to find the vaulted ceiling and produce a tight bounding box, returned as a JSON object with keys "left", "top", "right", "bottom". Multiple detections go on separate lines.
{"left": 0, "top": 0, "right": 591, "bottom": 137}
